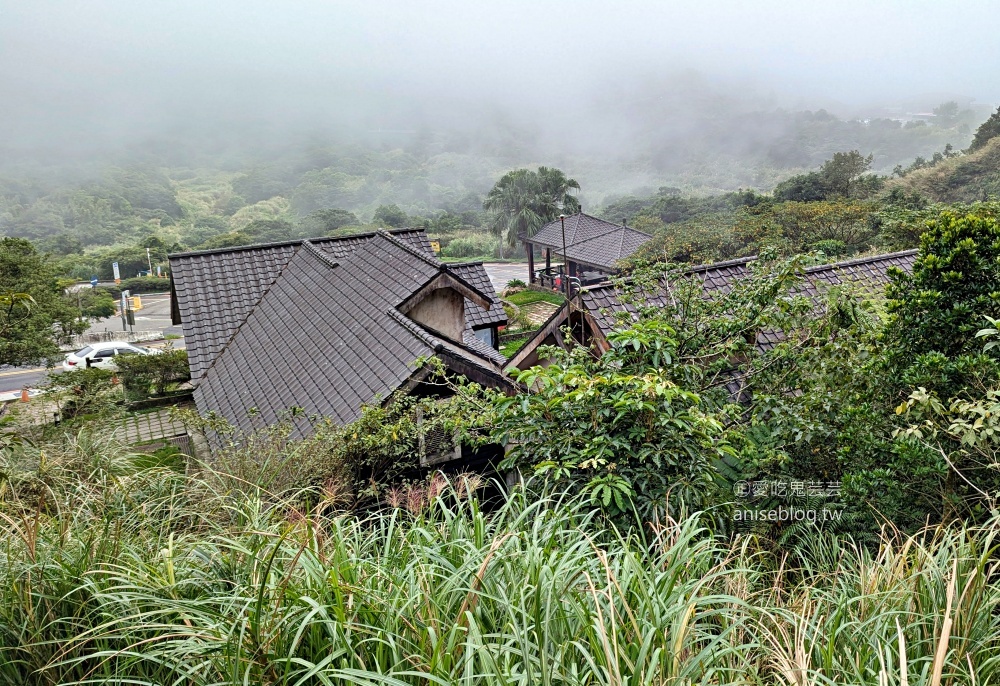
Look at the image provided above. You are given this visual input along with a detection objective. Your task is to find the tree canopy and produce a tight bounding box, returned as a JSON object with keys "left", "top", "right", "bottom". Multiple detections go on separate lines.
{"left": 483, "top": 166, "right": 580, "bottom": 254}
{"left": 773, "top": 150, "right": 881, "bottom": 201}
{"left": 0, "top": 238, "right": 84, "bottom": 366}
{"left": 969, "top": 105, "right": 1000, "bottom": 152}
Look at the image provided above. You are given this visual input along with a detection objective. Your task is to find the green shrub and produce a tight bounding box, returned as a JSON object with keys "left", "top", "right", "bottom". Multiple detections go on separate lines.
{"left": 42, "top": 367, "right": 122, "bottom": 423}
{"left": 810, "top": 238, "right": 850, "bottom": 256}
{"left": 115, "top": 348, "right": 191, "bottom": 397}
{"left": 440, "top": 232, "right": 499, "bottom": 258}
{"left": 99, "top": 276, "right": 172, "bottom": 298}
{"left": 495, "top": 339, "right": 736, "bottom": 520}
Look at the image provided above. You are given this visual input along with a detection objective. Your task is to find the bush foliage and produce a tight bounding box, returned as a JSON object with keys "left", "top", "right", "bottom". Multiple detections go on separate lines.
{"left": 1, "top": 435, "right": 998, "bottom": 684}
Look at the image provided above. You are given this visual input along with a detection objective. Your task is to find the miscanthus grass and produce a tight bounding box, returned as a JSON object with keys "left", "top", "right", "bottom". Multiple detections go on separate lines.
{"left": 1, "top": 429, "right": 999, "bottom": 685}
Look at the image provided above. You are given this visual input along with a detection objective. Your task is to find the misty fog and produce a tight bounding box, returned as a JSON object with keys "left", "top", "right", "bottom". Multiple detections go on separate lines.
{"left": 1, "top": 0, "right": 998, "bottom": 201}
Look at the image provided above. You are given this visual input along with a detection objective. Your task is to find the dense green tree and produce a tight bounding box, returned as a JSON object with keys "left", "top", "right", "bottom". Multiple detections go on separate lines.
{"left": 773, "top": 172, "right": 829, "bottom": 202}
{"left": 93, "top": 246, "right": 153, "bottom": 280}
{"left": 884, "top": 211, "right": 1000, "bottom": 395}
{"left": 0, "top": 238, "right": 84, "bottom": 366}
{"left": 821, "top": 151, "right": 875, "bottom": 197}
{"left": 932, "top": 101, "right": 960, "bottom": 127}
{"left": 231, "top": 167, "right": 291, "bottom": 204}
{"left": 483, "top": 166, "right": 580, "bottom": 254}
{"left": 773, "top": 151, "right": 880, "bottom": 201}
{"left": 241, "top": 219, "right": 297, "bottom": 243}
{"left": 291, "top": 169, "right": 361, "bottom": 215}
{"left": 196, "top": 231, "right": 255, "bottom": 250}
{"left": 103, "top": 168, "right": 183, "bottom": 218}
{"left": 969, "top": 106, "right": 1000, "bottom": 152}
{"left": 886, "top": 212, "right": 1000, "bottom": 360}
{"left": 76, "top": 288, "right": 116, "bottom": 319}
{"left": 36, "top": 232, "right": 83, "bottom": 256}
{"left": 372, "top": 204, "right": 409, "bottom": 228}
{"left": 874, "top": 211, "right": 1000, "bottom": 522}
{"left": 299, "top": 208, "right": 359, "bottom": 235}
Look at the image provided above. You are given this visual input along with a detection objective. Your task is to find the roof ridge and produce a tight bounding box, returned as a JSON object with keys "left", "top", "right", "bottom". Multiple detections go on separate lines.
{"left": 333, "top": 230, "right": 494, "bottom": 310}
{"left": 804, "top": 248, "right": 918, "bottom": 274}
{"left": 622, "top": 225, "right": 653, "bottom": 239}
{"left": 377, "top": 229, "right": 443, "bottom": 270}
{"left": 577, "top": 211, "right": 625, "bottom": 228}
{"left": 685, "top": 255, "right": 758, "bottom": 273}
{"left": 568, "top": 224, "right": 627, "bottom": 247}
{"left": 387, "top": 308, "right": 444, "bottom": 352}
{"left": 582, "top": 250, "right": 916, "bottom": 295}
{"left": 300, "top": 239, "right": 341, "bottom": 269}
{"left": 168, "top": 228, "right": 428, "bottom": 259}
{"left": 195, "top": 243, "right": 307, "bottom": 381}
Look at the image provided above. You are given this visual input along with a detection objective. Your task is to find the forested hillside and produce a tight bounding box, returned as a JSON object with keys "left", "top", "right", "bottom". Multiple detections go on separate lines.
{"left": 0, "top": 92, "right": 983, "bottom": 280}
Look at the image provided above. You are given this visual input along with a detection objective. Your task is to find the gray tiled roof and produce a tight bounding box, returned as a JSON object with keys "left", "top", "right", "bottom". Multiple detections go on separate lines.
{"left": 580, "top": 250, "right": 917, "bottom": 347}
{"left": 170, "top": 229, "right": 505, "bottom": 380}
{"left": 755, "top": 250, "right": 917, "bottom": 350}
{"left": 447, "top": 261, "right": 506, "bottom": 329}
{"left": 462, "top": 329, "right": 507, "bottom": 366}
{"left": 189, "top": 232, "right": 509, "bottom": 439}
{"left": 581, "top": 256, "right": 756, "bottom": 333}
{"left": 523, "top": 213, "right": 652, "bottom": 271}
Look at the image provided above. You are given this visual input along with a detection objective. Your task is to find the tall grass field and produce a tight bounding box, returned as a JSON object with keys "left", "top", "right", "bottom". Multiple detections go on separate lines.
{"left": 1, "top": 429, "right": 999, "bottom": 684}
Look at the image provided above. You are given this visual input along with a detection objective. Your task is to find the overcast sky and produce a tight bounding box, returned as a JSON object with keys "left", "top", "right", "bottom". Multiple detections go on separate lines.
{"left": 1, "top": 1, "right": 997, "bottom": 152}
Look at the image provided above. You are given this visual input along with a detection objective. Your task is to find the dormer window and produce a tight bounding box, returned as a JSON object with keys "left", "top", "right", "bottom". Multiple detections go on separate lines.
{"left": 397, "top": 271, "right": 492, "bottom": 344}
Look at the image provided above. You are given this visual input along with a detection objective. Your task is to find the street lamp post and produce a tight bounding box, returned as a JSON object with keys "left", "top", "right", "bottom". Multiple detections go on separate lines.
{"left": 146, "top": 247, "right": 153, "bottom": 274}
{"left": 559, "top": 214, "right": 568, "bottom": 296}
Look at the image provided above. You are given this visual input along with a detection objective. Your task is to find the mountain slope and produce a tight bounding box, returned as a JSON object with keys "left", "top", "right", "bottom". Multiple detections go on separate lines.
{"left": 889, "top": 137, "right": 1000, "bottom": 202}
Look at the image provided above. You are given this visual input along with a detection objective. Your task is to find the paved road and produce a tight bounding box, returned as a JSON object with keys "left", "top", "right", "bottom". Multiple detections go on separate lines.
{"left": 1, "top": 294, "right": 185, "bottom": 394}
{"left": 483, "top": 263, "right": 531, "bottom": 292}
{"left": 0, "top": 367, "right": 53, "bottom": 395}
{"left": 84, "top": 293, "right": 183, "bottom": 337}
{"left": 0, "top": 334, "right": 188, "bottom": 395}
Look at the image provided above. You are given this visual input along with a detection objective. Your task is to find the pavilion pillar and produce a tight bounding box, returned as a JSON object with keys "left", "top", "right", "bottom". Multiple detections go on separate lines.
{"left": 526, "top": 242, "right": 535, "bottom": 283}
{"left": 545, "top": 248, "right": 551, "bottom": 273}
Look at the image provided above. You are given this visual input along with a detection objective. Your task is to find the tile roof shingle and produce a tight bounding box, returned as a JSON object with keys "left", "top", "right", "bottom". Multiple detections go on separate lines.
{"left": 580, "top": 250, "right": 917, "bottom": 349}
{"left": 189, "top": 235, "right": 508, "bottom": 436}
{"left": 170, "top": 229, "right": 505, "bottom": 380}
{"left": 446, "top": 261, "right": 506, "bottom": 329}
{"left": 170, "top": 230, "right": 510, "bottom": 439}
{"left": 523, "top": 213, "right": 652, "bottom": 271}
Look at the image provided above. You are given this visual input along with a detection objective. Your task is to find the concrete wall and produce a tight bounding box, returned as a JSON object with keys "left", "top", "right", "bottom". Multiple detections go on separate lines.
{"left": 407, "top": 287, "right": 466, "bottom": 342}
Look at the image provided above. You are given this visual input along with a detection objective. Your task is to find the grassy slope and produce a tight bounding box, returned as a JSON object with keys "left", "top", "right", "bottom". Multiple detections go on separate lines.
{"left": 889, "top": 137, "right": 1000, "bottom": 203}
{"left": 1, "top": 429, "right": 999, "bottom": 684}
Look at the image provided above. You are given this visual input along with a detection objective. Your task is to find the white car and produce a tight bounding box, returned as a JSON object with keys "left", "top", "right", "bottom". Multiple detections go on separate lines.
{"left": 62, "top": 342, "right": 160, "bottom": 371}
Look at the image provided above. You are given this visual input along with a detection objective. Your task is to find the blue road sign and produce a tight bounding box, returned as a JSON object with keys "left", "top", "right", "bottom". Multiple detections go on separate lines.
{"left": 90, "top": 275, "right": 99, "bottom": 287}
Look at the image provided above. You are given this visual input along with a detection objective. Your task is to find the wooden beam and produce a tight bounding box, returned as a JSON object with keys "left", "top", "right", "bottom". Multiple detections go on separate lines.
{"left": 505, "top": 305, "right": 572, "bottom": 370}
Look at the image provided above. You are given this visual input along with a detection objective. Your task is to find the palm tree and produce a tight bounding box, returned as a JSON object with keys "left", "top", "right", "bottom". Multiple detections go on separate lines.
{"left": 536, "top": 166, "right": 582, "bottom": 218}
{"left": 483, "top": 167, "right": 581, "bottom": 256}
